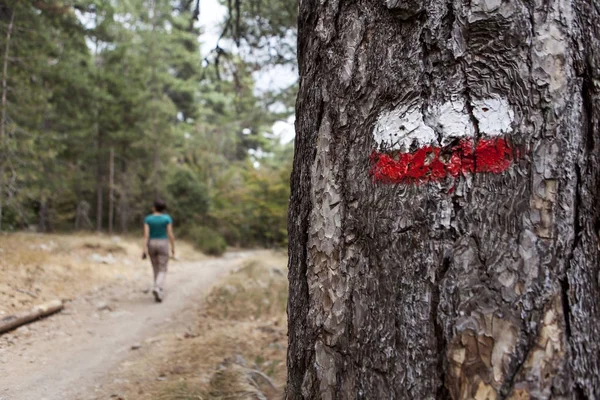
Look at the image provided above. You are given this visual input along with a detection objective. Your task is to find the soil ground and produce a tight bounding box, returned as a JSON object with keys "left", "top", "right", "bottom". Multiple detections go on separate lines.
{"left": 0, "top": 234, "right": 287, "bottom": 400}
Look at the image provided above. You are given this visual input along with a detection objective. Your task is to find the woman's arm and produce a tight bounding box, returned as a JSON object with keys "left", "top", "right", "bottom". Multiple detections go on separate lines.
{"left": 143, "top": 223, "right": 150, "bottom": 256}
{"left": 167, "top": 223, "right": 175, "bottom": 257}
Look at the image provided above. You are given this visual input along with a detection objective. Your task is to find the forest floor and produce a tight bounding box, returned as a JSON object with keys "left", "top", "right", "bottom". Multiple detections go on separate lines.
{"left": 0, "top": 233, "right": 288, "bottom": 400}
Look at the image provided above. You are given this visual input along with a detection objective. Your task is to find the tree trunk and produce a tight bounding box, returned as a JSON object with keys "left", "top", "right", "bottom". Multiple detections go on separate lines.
{"left": 75, "top": 200, "right": 92, "bottom": 231}
{"left": 94, "top": 12, "right": 103, "bottom": 233}
{"left": 96, "top": 129, "right": 103, "bottom": 232}
{"left": 74, "top": 178, "right": 82, "bottom": 230}
{"left": 118, "top": 190, "right": 129, "bottom": 233}
{"left": 0, "top": 9, "right": 15, "bottom": 231}
{"left": 108, "top": 147, "right": 114, "bottom": 234}
{"left": 149, "top": 0, "right": 160, "bottom": 198}
{"left": 118, "top": 153, "right": 130, "bottom": 233}
{"left": 287, "top": 1, "right": 600, "bottom": 399}
{"left": 38, "top": 195, "right": 48, "bottom": 233}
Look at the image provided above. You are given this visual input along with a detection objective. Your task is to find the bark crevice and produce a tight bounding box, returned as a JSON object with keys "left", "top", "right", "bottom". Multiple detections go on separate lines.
{"left": 582, "top": 63, "right": 595, "bottom": 157}
{"left": 562, "top": 162, "right": 581, "bottom": 340}
{"left": 433, "top": 255, "right": 451, "bottom": 399}
{"left": 500, "top": 309, "right": 548, "bottom": 398}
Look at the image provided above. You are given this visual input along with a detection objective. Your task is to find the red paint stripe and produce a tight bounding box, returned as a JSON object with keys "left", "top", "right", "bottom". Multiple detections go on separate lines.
{"left": 370, "top": 137, "right": 513, "bottom": 184}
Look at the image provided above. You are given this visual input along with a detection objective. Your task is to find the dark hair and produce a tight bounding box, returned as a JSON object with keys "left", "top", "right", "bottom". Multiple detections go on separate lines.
{"left": 153, "top": 199, "right": 167, "bottom": 212}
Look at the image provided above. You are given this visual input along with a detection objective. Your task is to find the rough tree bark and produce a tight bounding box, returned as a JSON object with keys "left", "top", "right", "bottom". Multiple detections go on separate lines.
{"left": 0, "top": 8, "right": 14, "bottom": 231}
{"left": 287, "top": 1, "right": 600, "bottom": 399}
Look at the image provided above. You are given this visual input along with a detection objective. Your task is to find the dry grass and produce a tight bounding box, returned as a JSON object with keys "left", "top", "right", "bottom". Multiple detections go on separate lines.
{"left": 205, "top": 260, "right": 288, "bottom": 321}
{"left": 108, "top": 252, "right": 289, "bottom": 400}
{"left": 0, "top": 232, "right": 204, "bottom": 315}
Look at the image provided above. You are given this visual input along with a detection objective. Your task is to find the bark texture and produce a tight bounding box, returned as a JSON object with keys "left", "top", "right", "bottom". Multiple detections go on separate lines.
{"left": 287, "top": 0, "right": 600, "bottom": 399}
{"left": 0, "top": 9, "right": 14, "bottom": 231}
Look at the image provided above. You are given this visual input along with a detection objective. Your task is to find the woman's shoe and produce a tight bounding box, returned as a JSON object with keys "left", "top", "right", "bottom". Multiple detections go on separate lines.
{"left": 152, "top": 288, "right": 163, "bottom": 303}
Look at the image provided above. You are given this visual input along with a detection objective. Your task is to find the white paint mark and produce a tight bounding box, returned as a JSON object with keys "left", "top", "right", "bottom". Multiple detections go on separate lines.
{"left": 373, "top": 97, "right": 514, "bottom": 150}
{"left": 472, "top": 0, "right": 501, "bottom": 13}
{"left": 373, "top": 104, "right": 436, "bottom": 151}
{"left": 471, "top": 97, "right": 514, "bottom": 136}
{"left": 427, "top": 99, "right": 475, "bottom": 146}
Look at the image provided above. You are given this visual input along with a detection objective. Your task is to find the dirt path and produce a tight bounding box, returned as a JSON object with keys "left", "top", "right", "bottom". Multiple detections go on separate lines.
{"left": 0, "top": 251, "right": 257, "bottom": 400}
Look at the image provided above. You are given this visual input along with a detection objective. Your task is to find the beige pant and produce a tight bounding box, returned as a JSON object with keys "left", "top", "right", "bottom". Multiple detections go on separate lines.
{"left": 148, "top": 239, "right": 169, "bottom": 291}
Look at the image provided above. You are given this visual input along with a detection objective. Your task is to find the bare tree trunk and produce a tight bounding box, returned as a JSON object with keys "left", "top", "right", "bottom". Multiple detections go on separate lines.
{"left": 0, "top": 159, "right": 4, "bottom": 231}
{"left": 153, "top": 142, "right": 159, "bottom": 198}
{"left": 38, "top": 195, "right": 48, "bottom": 233}
{"left": 75, "top": 200, "right": 92, "bottom": 231}
{"left": 117, "top": 153, "right": 129, "bottom": 233}
{"left": 118, "top": 190, "right": 129, "bottom": 233}
{"left": 74, "top": 176, "right": 82, "bottom": 230}
{"left": 288, "top": 1, "right": 600, "bottom": 399}
{"left": 96, "top": 130, "right": 103, "bottom": 232}
{"left": 94, "top": 12, "right": 103, "bottom": 233}
{"left": 149, "top": 0, "right": 160, "bottom": 198}
{"left": 0, "top": 9, "right": 15, "bottom": 231}
{"left": 108, "top": 148, "right": 114, "bottom": 234}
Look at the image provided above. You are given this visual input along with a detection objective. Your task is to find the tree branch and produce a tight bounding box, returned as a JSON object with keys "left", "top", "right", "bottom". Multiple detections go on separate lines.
{"left": 192, "top": 0, "right": 200, "bottom": 21}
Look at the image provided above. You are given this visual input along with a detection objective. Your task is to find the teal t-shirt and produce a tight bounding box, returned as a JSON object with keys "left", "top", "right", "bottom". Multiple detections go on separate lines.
{"left": 145, "top": 214, "right": 172, "bottom": 239}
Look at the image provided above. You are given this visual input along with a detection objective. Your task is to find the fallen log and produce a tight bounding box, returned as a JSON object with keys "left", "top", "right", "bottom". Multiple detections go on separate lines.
{"left": 0, "top": 299, "right": 63, "bottom": 335}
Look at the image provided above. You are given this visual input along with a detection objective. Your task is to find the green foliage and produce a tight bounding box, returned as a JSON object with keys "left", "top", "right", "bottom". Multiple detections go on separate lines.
{"left": 0, "top": 0, "right": 296, "bottom": 249}
{"left": 166, "top": 167, "right": 210, "bottom": 223}
{"left": 208, "top": 152, "right": 291, "bottom": 248}
{"left": 217, "top": 0, "right": 297, "bottom": 66}
{"left": 188, "top": 225, "right": 227, "bottom": 256}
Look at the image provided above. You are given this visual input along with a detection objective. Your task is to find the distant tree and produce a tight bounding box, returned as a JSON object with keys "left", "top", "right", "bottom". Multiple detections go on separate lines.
{"left": 0, "top": 0, "right": 294, "bottom": 249}
{"left": 166, "top": 167, "right": 210, "bottom": 223}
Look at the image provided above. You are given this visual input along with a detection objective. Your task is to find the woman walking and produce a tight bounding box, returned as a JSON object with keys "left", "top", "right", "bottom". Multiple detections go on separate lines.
{"left": 143, "top": 199, "right": 175, "bottom": 302}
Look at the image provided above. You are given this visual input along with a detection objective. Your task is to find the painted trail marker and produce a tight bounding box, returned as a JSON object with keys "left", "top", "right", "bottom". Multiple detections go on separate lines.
{"left": 370, "top": 97, "right": 516, "bottom": 184}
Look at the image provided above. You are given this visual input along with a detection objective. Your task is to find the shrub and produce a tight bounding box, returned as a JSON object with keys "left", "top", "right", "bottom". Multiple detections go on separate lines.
{"left": 188, "top": 226, "right": 227, "bottom": 256}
